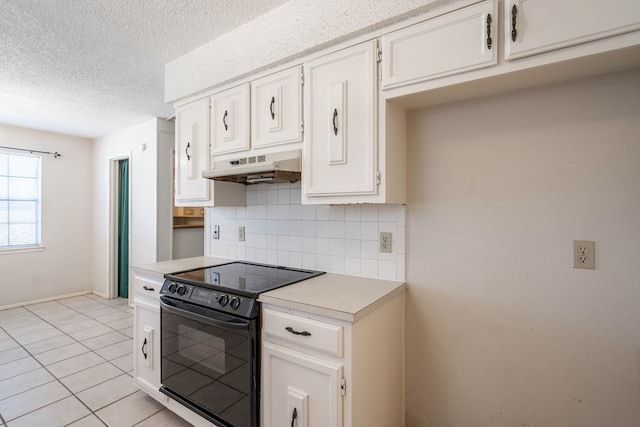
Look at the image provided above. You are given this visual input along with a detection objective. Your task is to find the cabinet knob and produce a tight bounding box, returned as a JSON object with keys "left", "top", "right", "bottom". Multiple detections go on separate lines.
{"left": 185, "top": 142, "right": 191, "bottom": 161}
{"left": 223, "top": 110, "right": 229, "bottom": 131}
{"left": 291, "top": 407, "right": 297, "bottom": 427}
{"left": 332, "top": 108, "right": 338, "bottom": 136}
{"left": 141, "top": 338, "right": 148, "bottom": 359}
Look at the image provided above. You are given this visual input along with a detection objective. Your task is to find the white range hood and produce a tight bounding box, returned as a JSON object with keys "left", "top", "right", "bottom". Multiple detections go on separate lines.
{"left": 202, "top": 149, "right": 301, "bottom": 185}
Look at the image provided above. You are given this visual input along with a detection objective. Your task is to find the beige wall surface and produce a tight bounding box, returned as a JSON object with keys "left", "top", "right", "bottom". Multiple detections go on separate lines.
{"left": 0, "top": 124, "right": 92, "bottom": 307}
{"left": 405, "top": 68, "right": 640, "bottom": 426}
{"left": 91, "top": 118, "right": 173, "bottom": 298}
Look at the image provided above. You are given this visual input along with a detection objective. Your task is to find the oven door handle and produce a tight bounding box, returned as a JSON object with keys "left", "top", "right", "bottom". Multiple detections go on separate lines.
{"left": 159, "top": 297, "right": 250, "bottom": 331}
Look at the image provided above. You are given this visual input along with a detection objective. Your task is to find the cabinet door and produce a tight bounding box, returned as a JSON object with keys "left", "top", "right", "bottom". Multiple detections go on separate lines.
{"left": 382, "top": 0, "right": 497, "bottom": 89}
{"left": 303, "top": 41, "right": 377, "bottom": 199}
{"left": 175, "top": 98, "right": 211, "bottom": 205}
{"left": 134, "top": 299, "right": 160, "bottom": 393}
{"left": 262, "top": 343, "right": 343, "bottom": 427}
{"left": 251, "top": 66, "right": 303, "bottom": 149}
{"left": 505, "top": 0, "right": 640, "bottom": 60}
{"left": 211, "top": 83, "right": 250, "bottom": 155}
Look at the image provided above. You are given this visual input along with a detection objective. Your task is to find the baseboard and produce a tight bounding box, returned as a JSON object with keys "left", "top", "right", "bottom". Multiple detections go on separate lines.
{"left": 0, "top": 290, "right": 92, "bottom": 310}
{"left": 91, "top": 289, "right": 109, "bottom": 299}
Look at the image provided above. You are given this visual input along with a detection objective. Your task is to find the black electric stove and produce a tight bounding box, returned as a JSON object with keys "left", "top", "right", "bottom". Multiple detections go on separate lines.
{"left": 161, "top": 261, "right": 325, "bottom": 319}
{"left": 159, "top": 261, "right": 325, "bottom": 427}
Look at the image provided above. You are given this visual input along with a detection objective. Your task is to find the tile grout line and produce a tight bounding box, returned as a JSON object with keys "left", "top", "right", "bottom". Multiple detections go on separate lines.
{"left": 0, "top": 297, "right": 135, "bottom": 426}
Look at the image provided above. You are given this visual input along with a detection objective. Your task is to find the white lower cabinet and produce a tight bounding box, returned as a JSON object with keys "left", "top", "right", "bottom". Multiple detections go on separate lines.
{"left": 133, "top": 298, "right": 160, "bottom": 394}
{"left": 133, "top": 272, "right": 163, "bottom": 397}
{"left": 263, "top": 343, "right": 343, "bottom": 427}
{"left": 261, "top": 291, "right": 404, "bottom": 427}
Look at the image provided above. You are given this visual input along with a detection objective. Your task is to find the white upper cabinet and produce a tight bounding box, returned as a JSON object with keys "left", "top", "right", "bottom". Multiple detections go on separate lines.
{"left": 505, "top": 0, "right": 640, "bottom": 61}
{"left": 175, "top": 97, "right": 246, "bottom": 207}
{"left": 251, "top": 66, "right": 303, "bottom": 149}
{"left": 210, "top": 83, "right": 250, "bottom": 155}
{"left": 303, "top": 41, "right": 378, "bottom": 201}
{"left": 175, "top": 98, "right": 211, "bottom": 205}
{"left": 382, "top": 0, "right": 497, "bottom": 90}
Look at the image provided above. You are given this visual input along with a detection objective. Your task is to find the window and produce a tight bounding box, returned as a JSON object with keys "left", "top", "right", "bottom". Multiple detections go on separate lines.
{"left": 0, "top": 152, "right": 41, "bottom": 250}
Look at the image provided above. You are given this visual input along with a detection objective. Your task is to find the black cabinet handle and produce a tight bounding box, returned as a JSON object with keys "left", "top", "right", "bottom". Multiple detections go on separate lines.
{"left": 511, "top": 4, "right": 518, "bottom": 42}
{"left": 223, "top": 110, "right": 229, "bottom": 131}
{"left": 185, "top": 142, "right": 191, "bottom": 161}
{"left": 332, "top": 108, "right": 338, "bottom": 136}
{"left": 270, "top": 96, "right": 275, "bottom": 120}
{"left": 142, "top": 338, "right": 148, "bottom": 360}
{"left": 142, "top": 286, "right": 155, "bottom": 291}
{"left": 486, "top": 13, "right": 493, "bottom": 50}
{"left": 285, "top": 326, "right": 311, "bottom": 337}
{"left": 291, "top": 407, "right": 297, "bottom": 427}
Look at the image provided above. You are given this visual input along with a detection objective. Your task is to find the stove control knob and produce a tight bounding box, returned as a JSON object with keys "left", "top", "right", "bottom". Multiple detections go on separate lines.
{"left": 218, "top": 294, "right": 229, "bottom": 307}
{"left": 229, "top": 297, "right": 240, "bottom": 310}
{"left": 176, "top": 284, "right": 188, "bottom": 296}
{"left": 168, "top": 283, "right": 177, "bottom": 293}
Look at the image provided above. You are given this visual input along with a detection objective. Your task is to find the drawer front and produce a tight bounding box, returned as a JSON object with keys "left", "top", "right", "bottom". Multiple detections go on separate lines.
{"left": 133, "top": 275, "right": 162, "bottom": 304}
{"left": 263, "top": 309, "right": 343, "bottom": 357}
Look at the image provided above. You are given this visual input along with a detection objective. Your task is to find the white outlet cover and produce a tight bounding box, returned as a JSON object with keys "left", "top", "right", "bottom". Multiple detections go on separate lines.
{"left": 573, "top": 240, "right": 595, "bottom": 269}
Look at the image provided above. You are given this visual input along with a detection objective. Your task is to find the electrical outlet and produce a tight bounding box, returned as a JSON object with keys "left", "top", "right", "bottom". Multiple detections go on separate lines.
{"left": 238, "top": 226, "right": 245, "bottom": 242}
{"left": 212, "top": 225, "right": 220, "bottom": 240}
{"left": 380, "top": 232, "right": 392, "bottom": 253}
{"left": 573, "top": 240, "right": 595, "bottom": 269}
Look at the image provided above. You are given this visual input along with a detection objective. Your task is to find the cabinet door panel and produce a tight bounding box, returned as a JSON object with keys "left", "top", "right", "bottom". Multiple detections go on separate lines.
{"left": 134, "top": 300, "right": 160, "bottom": 392}
{"left": 175, "top": 98, "right": 210, "bottom": 204}
{"left": 303, "top": 41, "right": 377, "bottom": 198}
{"left": 251, "top": 66, "right": 303, "bottom": 148}
{"left": 262, "top": 343, "right": 343, "bottom": 427}
{"left": 382, "top": 0, "right": 497, "bottom": 89}
{"left": 505, "top": 0, "right": 640, "bottom": 60}
{"left": 211, "top": 84, "right": 250, "bottom": 155}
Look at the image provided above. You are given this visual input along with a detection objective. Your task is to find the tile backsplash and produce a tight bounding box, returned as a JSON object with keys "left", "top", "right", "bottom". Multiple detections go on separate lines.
{"left": 205, "top": 182, "right": 406, "bottom": 281}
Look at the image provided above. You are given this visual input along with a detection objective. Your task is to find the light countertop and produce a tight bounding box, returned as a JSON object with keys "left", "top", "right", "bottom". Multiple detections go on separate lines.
{"left": 132, "top": 257, "right": 405, "bottom": 323}
{"left": 259, "top": 273, "right": 405, "bottom": 323}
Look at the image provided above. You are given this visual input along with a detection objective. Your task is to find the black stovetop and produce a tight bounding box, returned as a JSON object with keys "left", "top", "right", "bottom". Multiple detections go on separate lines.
{"left": 165, "top": 261, "right": 325, "bottom": 298}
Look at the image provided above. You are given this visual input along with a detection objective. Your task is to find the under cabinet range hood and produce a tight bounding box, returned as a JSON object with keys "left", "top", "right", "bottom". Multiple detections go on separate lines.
{"left": 202, "top": 149, "right": 301, "bottom": 184}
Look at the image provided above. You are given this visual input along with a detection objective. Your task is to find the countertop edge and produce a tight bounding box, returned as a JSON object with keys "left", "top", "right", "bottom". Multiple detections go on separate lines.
{"left": 132, "top": 256, "right": 234, "bottom": 276}
{"left": 259, "top": 281, "right": 406, "bottom": 323}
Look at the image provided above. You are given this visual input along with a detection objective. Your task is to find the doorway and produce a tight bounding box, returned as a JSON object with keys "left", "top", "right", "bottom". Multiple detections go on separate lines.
{"left": 117, "top": 159, "right": 129, "bottom": 298}
{"left": 109, "top": 154, "right": 131, "bottom": 300}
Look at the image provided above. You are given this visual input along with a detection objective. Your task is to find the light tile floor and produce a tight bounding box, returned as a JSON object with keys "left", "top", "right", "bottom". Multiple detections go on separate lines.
{"left": 0, "top": 294, "right": 193, "bottom": 426}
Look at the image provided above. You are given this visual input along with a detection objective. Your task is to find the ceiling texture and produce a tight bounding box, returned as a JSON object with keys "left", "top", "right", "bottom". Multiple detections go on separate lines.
{"left": 0, "top": 0, "right": 289, "bottom": 138}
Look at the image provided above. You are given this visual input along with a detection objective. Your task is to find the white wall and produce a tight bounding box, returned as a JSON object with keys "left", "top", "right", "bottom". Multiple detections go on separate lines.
{"left": 0, "top": 124, "right": 92, "bottom": 307}
{"left": 405, "top": 69, "right": 640, "bottom": 426}
{"left": 92, "top": 118, "right": 174, "bottom": 297}
{"left": 206, "top": 183, "right": 406, "bottom": 281}
{"left": 173, "top": 228, "right": 204, "bottom": 260}
{"left": 165, "top": 0, "right": 457, "bottom": 102}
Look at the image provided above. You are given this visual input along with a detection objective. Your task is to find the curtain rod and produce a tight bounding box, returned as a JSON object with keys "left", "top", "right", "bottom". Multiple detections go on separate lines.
{"left": 0, "top": 145, "right": 61, "bottom": 158}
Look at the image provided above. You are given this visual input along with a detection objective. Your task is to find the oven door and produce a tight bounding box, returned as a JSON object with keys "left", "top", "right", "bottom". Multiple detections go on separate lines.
{"left": 159, "top": 296, "right": 258, "bottom": 427}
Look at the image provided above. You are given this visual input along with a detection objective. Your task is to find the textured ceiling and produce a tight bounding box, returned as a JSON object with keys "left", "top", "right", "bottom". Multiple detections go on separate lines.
{"left": 0, "top": 0, "right": 289, "bottom": 138}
